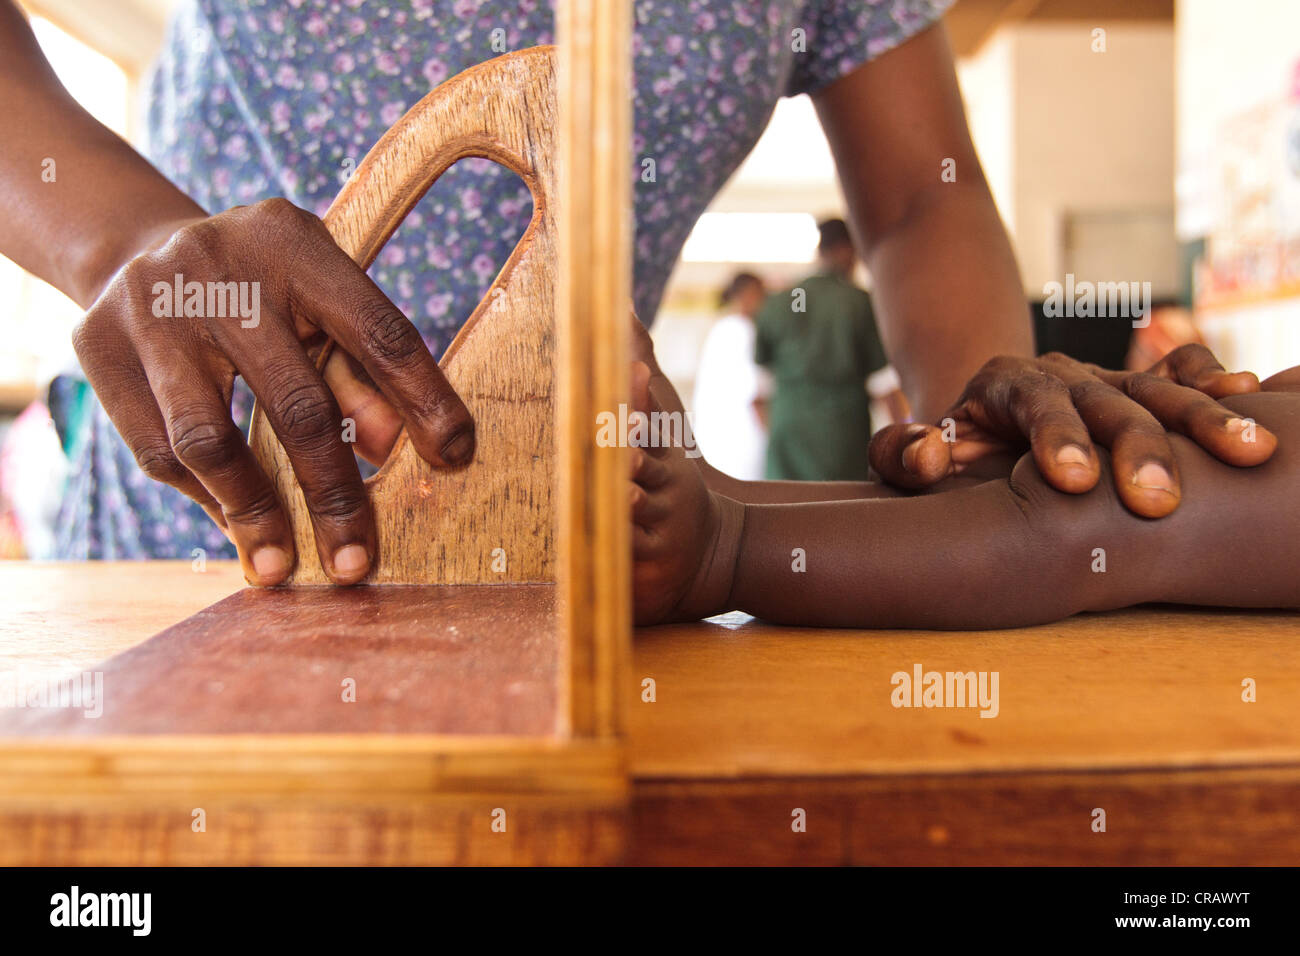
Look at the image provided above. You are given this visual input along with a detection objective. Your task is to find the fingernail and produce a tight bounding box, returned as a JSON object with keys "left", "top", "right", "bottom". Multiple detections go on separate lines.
{"left": 1132, "top": 463, "right": 1173, "bottom": 491}
{"left": 251, "top": 546, "right": 291, "bottom": 581}
{"left": 441, "top": 428, "right": 475, "bottom": 465}
{"left": 333, "top": 544, "right": 370, "bottom": 577}
{"left": 1055, "top": 444, "right": 1090, "bottom": 467}
{"left": 1226, "top": 417, "right": 1247, "bottom": 433}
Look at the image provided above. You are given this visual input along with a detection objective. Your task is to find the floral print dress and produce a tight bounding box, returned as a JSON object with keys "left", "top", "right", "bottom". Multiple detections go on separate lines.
{"left": 55, "top": 0, "right": 951, "bottom": 559}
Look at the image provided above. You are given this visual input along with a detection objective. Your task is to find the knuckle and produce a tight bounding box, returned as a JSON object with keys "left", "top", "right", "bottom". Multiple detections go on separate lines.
{"left": 221, "top": 487, "right": 282, "bottom": 526}
{"left": 114, "top": 253, "right": 150, "bottom": 289}
{"left": 979, "top": 354, "right": 1025, "bottom": 378}
{"left": 1007, "top": 369, "right": 1060, "bottom": 407}
{"left": 170, "top": 416, "right": 242, "bottom": 472}
{"left": 272, "top": 383, "right": 338, "bottom": 441}
{"left": 1038, "top": 351, "right": 1073, "bottom": 368}
{"left": 253, "top": 197, "right": 320, "bottom": 246}
{"left": 1122, "top": 371, "right": 1164, "bottom": 404}
{"left": 358, "top": 306, "right": 422, "bottom": 365}
{"left": 133, "top": 443, "right": 189, "bottom": 485}
{"left": 1166, "top": 342, "right": 1207, "bottom": 363}
{"left": 973, "top": 356, "right": 1038, "bottom": 401}
{"left": 70, "top": 314, "right": 103, "bottom": 360}
{"left": 255, "top": 196, "right": 302, "bottom": 222}
{"left": 305, "top": 482, "right": 367, "bottom": 524}
{"left": 107, "top": 257, "right": 171, "bottom": 319}
{"left": 168, "top": 219, "right": 223, "bottom": 268}
{"left": 421, "top": 383, "right": 469, "bottom": 425}
{"left": 1068, "top": 378, "right": 1120, "bottom": 407}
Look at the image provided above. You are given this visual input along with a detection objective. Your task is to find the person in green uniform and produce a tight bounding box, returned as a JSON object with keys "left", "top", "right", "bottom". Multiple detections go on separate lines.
{"left": 755, "top": 219, "right": 888, "bottom": 480}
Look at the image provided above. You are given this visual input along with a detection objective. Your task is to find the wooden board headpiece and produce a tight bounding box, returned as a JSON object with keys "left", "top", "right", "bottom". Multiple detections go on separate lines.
{"left": 249, "top": 47, "right": 558, "bottom": 586}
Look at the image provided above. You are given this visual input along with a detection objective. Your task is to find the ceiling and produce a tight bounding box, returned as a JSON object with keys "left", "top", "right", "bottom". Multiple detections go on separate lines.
{"left": 945, "top": 0, "right": 1174, "bottom": 58}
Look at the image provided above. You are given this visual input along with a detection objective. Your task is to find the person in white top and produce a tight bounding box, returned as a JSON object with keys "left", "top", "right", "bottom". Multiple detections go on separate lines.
{"left": 691, "top": 272, "right": 772, "bottom": 481}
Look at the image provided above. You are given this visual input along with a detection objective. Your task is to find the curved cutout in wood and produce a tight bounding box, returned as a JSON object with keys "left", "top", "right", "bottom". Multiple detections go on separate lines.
{"left": 248, "top": 46, "right": 558, "bottom": 585}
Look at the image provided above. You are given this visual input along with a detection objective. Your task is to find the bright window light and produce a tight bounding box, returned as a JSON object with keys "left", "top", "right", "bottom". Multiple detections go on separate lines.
{"left": 30, "top": 17, "right": 128, "bottom": 135}
{"left": 680, "top": 212, "right": 819, "bottom": 264}
{"left": 0, "top": 18, "right": 131, "bottom": 392}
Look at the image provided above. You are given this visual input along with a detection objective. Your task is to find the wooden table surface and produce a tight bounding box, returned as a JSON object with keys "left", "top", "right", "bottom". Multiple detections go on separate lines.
{"left": 3, "top": 560, "right": 1298, "bottom": 864}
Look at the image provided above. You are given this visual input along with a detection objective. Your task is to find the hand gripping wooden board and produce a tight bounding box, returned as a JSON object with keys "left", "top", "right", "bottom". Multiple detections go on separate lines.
{"left": 0, "top": 6, "right": 635, "bottom": 862}
{"left": 0, "top": 48, "right": 573, "bottom": 738}
{"left": 249, "top": 46, "right": 559, "bottom": 586}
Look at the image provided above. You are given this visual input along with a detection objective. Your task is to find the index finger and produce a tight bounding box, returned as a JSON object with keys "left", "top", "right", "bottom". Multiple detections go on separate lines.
{"left": 289, "top": 220, "right": 476, "bottom": 469}
{"left": 1151, "top": 343, "right": 1260, "bottom": 397}
{"left": 1084, "top": 344, "right": 1260, "bottom": 398}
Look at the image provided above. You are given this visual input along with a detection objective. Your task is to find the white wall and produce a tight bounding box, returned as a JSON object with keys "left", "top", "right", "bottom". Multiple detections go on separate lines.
{"left": 958, "top": 22, "right": 1177, "bottom": 298}
{"left": 957, "top": 31, "right": 1017, "bottom": 242}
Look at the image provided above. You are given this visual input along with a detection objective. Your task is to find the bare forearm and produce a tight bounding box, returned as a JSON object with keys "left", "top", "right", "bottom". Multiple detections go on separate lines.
{"left": 697, "top": 454, "right": 996, "bottom": 504}
{"left": 0, "top": 1, "right": 205, "bottom": 306}
{"left": 727, "top": 478, "right": 1087, "bottom": 628}
{"left": 811, "top": 24, "right": 1033, "bottom": 422}
{"left": 863, "top": 182, "right": 1032, "bottom": 421}
{"left": 698, "top": 461, "right": 892, "bottom": 503}
{"left": 723, "top": 392, "right": 1300, "bottom": 628}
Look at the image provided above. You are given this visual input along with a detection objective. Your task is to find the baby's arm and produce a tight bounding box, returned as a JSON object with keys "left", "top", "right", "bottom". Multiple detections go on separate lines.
{"left": 631, "top": 315, "right": 996, "bottom": 504}
{"left": 634, "top": 378, "right": 1300, "bottom": 628}
{"left": 728, "top": 390, "right": 1298, "bottom": 628}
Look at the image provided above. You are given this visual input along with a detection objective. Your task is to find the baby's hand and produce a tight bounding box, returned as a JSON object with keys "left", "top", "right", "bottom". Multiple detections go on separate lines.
{"left": 628, "top": 362, "right": 743, "bottom": 625}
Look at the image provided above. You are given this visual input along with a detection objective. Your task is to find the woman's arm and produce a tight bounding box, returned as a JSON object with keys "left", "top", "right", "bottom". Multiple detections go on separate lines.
{"left": 633, "top": 312, "right": 1239, "bottom": 510}
{"left": 811, "top": 22, "right": 1031, "bottom": 423}
{"left": 810, "top": 23, "right": 1275, "bottom": 515}
{"left": 0, "top": 2, "right": 475, "bottom": 586}
{"left": 0, "top": 0, "right": 206, "bottom": 306}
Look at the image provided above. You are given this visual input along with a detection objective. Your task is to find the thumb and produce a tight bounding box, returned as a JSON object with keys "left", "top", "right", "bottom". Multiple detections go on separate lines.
{"left": 320, "top": 347, "right": 405, "bottom": 466}
{"left": 869, "top": 423, "right": 953, "bottom": 489}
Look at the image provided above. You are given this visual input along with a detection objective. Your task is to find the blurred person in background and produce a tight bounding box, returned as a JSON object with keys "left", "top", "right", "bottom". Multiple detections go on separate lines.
{"left": 691, "top": 271, "right": 771, "bottom": 481}
{"left": 755, "top": 218, "right": 903, "bottom": 480}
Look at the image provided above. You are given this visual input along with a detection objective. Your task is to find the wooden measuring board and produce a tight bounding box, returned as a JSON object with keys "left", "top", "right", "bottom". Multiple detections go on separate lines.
{"left": 249, "top": 46, "right": 561, "bottom": 586}
{"left": 0, "top": 7, "right": 638, "bottom": 863}
{"left": 0, "top": 48, "right": 572, "bottom": 741}
{"left": 0, "top": 585, "right": 556, "bottom": 737}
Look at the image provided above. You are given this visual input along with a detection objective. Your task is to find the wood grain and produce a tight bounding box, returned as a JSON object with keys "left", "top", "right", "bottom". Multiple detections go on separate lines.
{"left": 0, "top": 561, "right": 243, "bottom": 688}
{"left": 2, "top": 563, "right": 1299, "bottom": 863}
{"left": 4, "top": 566, "right": 1298, "bottom": 774}
{"left": 0, "top": 735, "right": 625, "bottom": 865}
{"left": 0, "top": 583, "right": 557, "bottom": 736}
{"left": 0, "top": 735, "right": 623, "bottom": 804}
{"left": 630, "top": 767, "right": 1300, "bottom": 865}
{"left": 249, "top": 47, "right": 560, "bottom": 586}
{"left": 628, "top": 608, "right": 1300, "bottom": 778}
{"left": 555, "top": 0, "right": 633, "bottom": 739}
{"left": 0, "top": 803, "right": 627, "bottom": 866}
